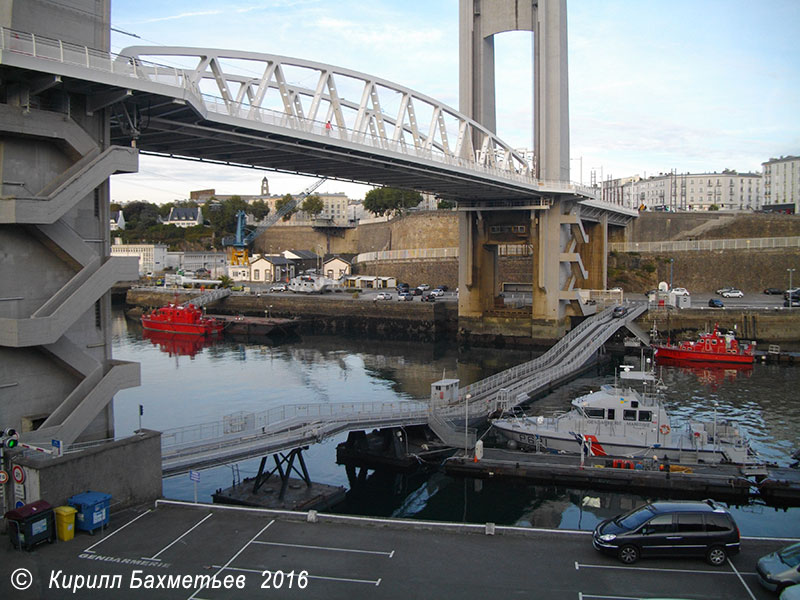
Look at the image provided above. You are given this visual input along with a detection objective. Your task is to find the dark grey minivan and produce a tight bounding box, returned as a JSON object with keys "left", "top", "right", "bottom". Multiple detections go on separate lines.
{"left": 592, "top": 500, "right": 740, "bottom": 566}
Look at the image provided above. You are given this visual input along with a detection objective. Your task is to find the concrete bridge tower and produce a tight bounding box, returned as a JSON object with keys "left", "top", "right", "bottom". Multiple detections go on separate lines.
{"left": 0, "top": 1, "right": 147, "bottom": 506}
{"left": 458, "top": 0, "right": 603, "bottom": 342}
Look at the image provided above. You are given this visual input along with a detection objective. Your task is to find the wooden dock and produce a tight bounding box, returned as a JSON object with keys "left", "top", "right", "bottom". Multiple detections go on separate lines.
{"left": 443, "top": 448, "right": 800, "bottom": 505}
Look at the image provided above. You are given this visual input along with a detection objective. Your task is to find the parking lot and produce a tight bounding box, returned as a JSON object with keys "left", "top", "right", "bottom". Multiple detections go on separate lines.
{"left": 1, "top": 500, "right": 791, "bottom": 599}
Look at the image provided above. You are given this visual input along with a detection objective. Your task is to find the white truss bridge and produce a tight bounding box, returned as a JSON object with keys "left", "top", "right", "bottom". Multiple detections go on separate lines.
{"left": 0, "top": 26, "right": 634, "bottom": 214}
{"left": 160, "top": 304, "right": 648, "bottom": 475}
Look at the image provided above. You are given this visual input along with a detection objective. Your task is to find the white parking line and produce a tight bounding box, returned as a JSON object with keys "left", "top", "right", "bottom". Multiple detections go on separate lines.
{"left": 187, "top": 519, "right": 275, "bottom": 600}
{"left": 575, "top": 561, "right": 758, "bottom": 576}
{"left": 83, "top": 509, "right": 152, "bottom": 553}
{"left": 727, "top": 557, "right": 757, "bottom": 600}
{"left": 143, "top": 513, "right": 213, "bottom": 561}
{"left": 578, "top": 594, "right": 640, "bottom": 600}
{"left": 252, "top": 540, "right": 394, "bottom": 557}
{"left": 210, "top": 564, "right": 382, "bottom": 586}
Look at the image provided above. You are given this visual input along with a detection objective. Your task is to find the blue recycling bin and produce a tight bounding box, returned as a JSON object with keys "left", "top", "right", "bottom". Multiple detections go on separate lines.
{"left": 68, "top": 491, "right": 111, "bottom": 534}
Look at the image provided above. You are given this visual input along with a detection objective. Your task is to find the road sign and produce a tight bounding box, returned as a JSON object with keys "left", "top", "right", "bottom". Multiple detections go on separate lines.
{"left": 189, "top": 470, "right": 200, "bottom": 482}
{"left": 51, "top": 439, "right": 62, "bottom": 457}
{"left": 14, "top": 482, "right": 24, "bottom": 503}
{"left": 12, "top": 465, "right": 24, "bottom": 484}
{"left": 0, "top": 470, "right": 7, "bottom": 484}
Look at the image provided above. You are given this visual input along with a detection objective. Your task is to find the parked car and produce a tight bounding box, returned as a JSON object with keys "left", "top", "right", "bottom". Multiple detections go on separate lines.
{"left": 396, "top": 282, "right": 410, "bottom": 292}
{"left": 715, "top": 287, "right": 733, "bottom": 295}
{"left": 764, "top": 288, "right": 785, "bottom": 295}
{"left": 612, "top": 306, "right": 628, "bottom": 318}
{"left": 708, "top": 298, "right": 725, "bottom": 308}
{"left": 756, "top": 541, "right": 800, "bottom": 594}
{"left": 195, "top": 268, "right": 211, "bottom": 277}
{"left": 781, "top": 585, "right": 800, "bottom": 600}
{"left": 592, "top": 500, "right": 740, "bottom": 566}
{"left": 671, "top": 287, "right": 690, "bottom": 296}
{"left": 410, "top": 287, "right": 423, "bottom": 296}
{"left": 721, "top": 289, "right": 744, "bottom": 298}
{"left": 417, "top": 283, "right": 430, "bottom": 291}
{"left": 421, "top": 294, "right": 436, "bottom": 302}
{"left": 375, "top": 292, "right": 392, "bottom": 300}
{"left": 430, "top": 289, "right": 445, "bottom": 297}
{"left": 785, "top": 299, "right": 800, "bottom": 308}
{"left": 785, "top": 288, "right": 800, "bottom": 300}
{"left": 397, "top": 292, "right": 413, "bottom": 301}
{"left": 438, "top": 285, "right": 449, "bottom": 292}
{"left": 270, "top": 284, "right": 288, "bottom": 292}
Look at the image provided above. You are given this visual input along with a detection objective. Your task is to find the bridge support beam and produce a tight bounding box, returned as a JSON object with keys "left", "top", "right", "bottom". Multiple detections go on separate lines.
{"left": 580, "top": 214, "right": 608, "bottom": 290}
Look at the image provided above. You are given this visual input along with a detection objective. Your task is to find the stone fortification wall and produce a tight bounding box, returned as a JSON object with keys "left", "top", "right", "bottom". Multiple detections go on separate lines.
{"left": 609, "top": 248, "right": 800, "bottom": 293}
{"left": 385, "top": 212, "right": 459, "bottom": 250}
{"left": 254, "top": 225, "right": 360, "bottom": 255}
{"left": 629, "top": 212, "right": 800, "bottom": 242}
{"left": 252, "top": 211, "right": 458, "bottom": 256}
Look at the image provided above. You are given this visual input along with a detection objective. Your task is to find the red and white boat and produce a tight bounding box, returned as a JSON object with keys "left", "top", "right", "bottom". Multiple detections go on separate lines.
{"left": 653, "top": 325, "right": 755, "bottom": 364}
{"left": 141, "top": 303, "right": 225, "bottom": 336}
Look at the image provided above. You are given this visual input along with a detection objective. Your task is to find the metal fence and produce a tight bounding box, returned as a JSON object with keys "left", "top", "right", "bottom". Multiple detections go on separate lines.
{"left": 610, "top": 236, "right": 800, "bottom": 253}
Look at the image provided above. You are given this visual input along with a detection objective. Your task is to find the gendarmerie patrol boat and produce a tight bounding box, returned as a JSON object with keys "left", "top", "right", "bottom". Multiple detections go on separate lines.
{"left": 491, "top": 367, "right": 758, "bottom": 465}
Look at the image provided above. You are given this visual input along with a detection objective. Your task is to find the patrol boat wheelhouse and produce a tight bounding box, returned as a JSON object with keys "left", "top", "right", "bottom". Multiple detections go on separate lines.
{"left": 491, "top": 367, "right": 756, "bottom": 464}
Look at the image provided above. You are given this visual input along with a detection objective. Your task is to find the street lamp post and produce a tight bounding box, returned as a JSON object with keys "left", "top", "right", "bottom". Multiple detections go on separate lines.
{"left": 789, "top": 268, "right": 796, "bottom": 309}
{"left": 669, "top": 259, "right": 674, "bottom": 290}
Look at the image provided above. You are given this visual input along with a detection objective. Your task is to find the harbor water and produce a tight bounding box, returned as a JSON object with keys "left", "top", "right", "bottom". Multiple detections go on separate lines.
{"left": 111, "top": 309, "right": 800, "bottom": 537}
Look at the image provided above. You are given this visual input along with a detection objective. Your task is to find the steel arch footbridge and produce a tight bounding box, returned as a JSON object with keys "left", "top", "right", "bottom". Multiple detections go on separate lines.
{"left": 0, "top": 27, "right": 631, "bottom": 209}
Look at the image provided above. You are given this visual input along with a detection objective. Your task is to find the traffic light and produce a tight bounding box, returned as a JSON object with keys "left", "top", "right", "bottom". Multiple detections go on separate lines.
{"left": 1, "top": 428, "right": 18, "bottom": 449}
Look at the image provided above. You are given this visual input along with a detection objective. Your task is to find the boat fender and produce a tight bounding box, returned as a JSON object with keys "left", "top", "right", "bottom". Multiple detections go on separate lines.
{"left": 660, "top": 424, "right": 671, "bottom": 435}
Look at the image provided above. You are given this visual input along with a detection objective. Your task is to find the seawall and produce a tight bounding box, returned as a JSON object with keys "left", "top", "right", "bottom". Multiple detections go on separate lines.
{"left": 126, "top": 289, "right": 800, "bottom": 346}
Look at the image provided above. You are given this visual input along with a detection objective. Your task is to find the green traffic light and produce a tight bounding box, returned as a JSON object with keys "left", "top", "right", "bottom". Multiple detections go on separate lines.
{"left": 5, "top": 438, "right": 17, "bottom": 449}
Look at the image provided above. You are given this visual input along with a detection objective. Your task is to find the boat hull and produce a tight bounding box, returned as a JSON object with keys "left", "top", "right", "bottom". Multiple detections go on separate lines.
{"left": 493, "top": 423, "right": 732, "bottom": 464}
{"left": 654, "top": 345, "right": 754, "bottom": 364}
{"left": 141, "top": 317, "right": 224, "bottom": 336}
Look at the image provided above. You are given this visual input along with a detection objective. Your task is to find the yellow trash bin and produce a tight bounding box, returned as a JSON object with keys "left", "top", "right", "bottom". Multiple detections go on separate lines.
{"left": 54, "top": 506, "right": 77, "bottom": 541}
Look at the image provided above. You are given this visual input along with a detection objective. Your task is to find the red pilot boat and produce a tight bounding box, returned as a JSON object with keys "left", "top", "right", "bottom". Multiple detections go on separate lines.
{"left": 653, "top": 324, "right": 755, "bottom": 364}
{"left": 141, "top": 303, "right": 225, "bottom": 336}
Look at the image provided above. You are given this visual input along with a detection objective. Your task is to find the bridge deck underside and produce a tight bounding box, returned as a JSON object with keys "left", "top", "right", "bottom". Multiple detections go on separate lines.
{"left": 107, "top": 95, "right": 535, "bottom": 202}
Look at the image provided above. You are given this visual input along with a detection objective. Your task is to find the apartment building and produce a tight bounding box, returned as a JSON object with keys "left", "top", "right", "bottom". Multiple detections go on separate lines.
{"left": 610, "top": 172, "right": 761, "bottom": 211}
{"left": 762, "top": 156, "right": 800, "bottom": 214}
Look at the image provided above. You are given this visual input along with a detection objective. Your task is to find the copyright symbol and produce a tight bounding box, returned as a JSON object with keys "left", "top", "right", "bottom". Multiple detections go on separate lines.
{"left": 11, "top": 568, "right": 33, "bottom": 591}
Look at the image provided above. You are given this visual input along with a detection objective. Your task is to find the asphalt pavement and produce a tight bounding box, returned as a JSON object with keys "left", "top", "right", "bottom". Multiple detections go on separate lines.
{"left": 1, "top": 500, "right": 793, "bottom": 599}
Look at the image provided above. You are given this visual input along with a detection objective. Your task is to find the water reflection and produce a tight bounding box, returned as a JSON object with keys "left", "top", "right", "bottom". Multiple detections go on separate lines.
{"left": 111, "top": 308, "right": 800, "bottom": 537}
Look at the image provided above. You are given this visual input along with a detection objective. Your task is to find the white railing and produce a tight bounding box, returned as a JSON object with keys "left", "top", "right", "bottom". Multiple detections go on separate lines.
{"left": 0, "top": 28, "right": 197, "bottom": 94}
{"left": 161, "top": 400, "right": 428, "bottom": 452}
{"left": 610, "top": 236, "right": 800, "bottom": 253}
{"left": 353, "top": 247, "right": 458, "bottom": 264}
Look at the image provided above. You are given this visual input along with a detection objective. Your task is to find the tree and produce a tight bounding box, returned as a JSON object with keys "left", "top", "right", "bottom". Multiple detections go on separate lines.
{"left": 363, "top": 187, "right": 423, "bottom": 217}
{"left": 437, "top": 199, "right": 455, "bottom": 210}
{"left": 249, "top": 199, "right": 271, "bottom": 221}
{"left": 123, "top": 201, "right": 160, "bottom": 231}
{"left": 300, "top": 194, "right": 324, "bottom": 217}
{"left": 709, "top": 204, "right": 720, "bottom": 211}
{"left": 206, "top": 195, "right": 249, "bottom": 237}
{"left": 275, "top": 193, "right": 299, "bottom": 221}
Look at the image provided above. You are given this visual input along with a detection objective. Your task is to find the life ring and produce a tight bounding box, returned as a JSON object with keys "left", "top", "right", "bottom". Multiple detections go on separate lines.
{"left": 659, "top": 424, "right": 671, "bottom": 435}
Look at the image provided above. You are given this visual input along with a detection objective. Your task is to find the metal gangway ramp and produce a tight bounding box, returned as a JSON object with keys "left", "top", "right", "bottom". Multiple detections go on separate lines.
{"left": 181, "top": 288, "right": 230, "bottom": 308}
{"left": 160, "top": 303, "right": 648, "bottom": 472}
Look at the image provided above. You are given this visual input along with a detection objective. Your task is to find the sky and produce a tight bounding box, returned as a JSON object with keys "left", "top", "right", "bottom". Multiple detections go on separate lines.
{"left": 108, "top": 0, "right": 800, "bottom": 203}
